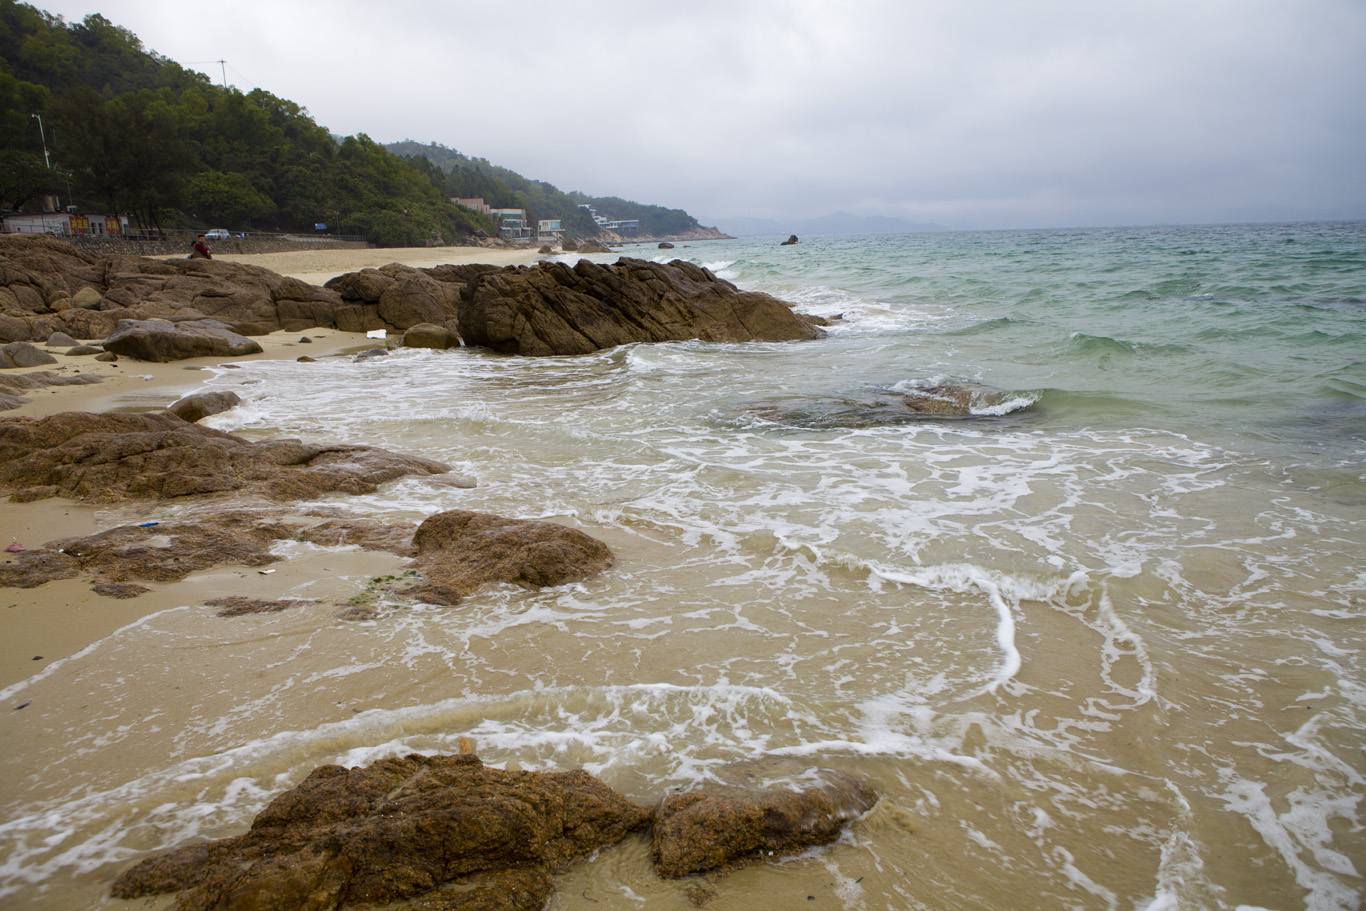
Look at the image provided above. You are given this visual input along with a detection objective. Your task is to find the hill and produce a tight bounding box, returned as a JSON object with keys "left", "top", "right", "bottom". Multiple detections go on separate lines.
{"left": 386, "top": 141, "right": 726, "bottom": 241}
{"left": 0, "top": 4, "right": 716, "bottom": 246}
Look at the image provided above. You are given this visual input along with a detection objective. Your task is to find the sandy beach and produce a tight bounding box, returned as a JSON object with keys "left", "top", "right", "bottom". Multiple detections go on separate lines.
{"left": 1, "top": 245, "right": 541, "bottom": 689}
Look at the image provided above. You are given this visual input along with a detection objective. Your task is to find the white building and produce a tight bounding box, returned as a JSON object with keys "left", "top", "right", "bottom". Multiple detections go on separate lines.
{"left": 2, "top": 212, "right": 130, "bottom": 236}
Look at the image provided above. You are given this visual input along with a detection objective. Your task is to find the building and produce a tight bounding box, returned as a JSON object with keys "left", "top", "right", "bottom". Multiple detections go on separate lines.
{"left": 537, "top": 219, "right": 563, "bottom": 239}
{"left": 488, "top": 208, "right": 529, "bottom": 237}
{"left": 452, "top": 197, "right": 491, "bottom": 215}
{"left": 577, "top": 204, "right": 638, "bottom": 232}
{"left": 2, "top": 212, "right": 130, "bottom": 236}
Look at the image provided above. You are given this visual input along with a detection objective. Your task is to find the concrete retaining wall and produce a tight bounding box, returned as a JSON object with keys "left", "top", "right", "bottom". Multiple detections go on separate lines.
{"left": 60, "top": 236, "right": 372, "bottom": 257}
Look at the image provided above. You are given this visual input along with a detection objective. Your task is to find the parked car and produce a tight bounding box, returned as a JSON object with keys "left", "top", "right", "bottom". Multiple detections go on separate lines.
{"left": 205, "top": 228, "right": 230, "bottom": 241}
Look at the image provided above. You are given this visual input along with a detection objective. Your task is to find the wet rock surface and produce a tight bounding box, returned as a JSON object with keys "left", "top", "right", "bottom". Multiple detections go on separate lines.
{"left": 652, "top": 769, "right": 879, "bottom": 878}
{"left": 0, "top": 411, "right": 450, "bottom": 503}
{"left": 737, "top": 384, "right": 1030, "bottom": 428}
{"left": 110, "top": 751, "right": 652, "bottom": 911}
{"left": 166, "top": 390, "right": 243, "bottom": 423}
{"left": 405, "top": 509, "right": 616, "bottom": 606}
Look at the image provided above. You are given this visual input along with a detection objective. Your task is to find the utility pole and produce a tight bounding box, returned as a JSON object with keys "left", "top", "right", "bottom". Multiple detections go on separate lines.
{"left": 219, "top": 59, "right": 227, "bottom": 88}
{"left": 30, "top": 113, "right": 50, "bottom": 168}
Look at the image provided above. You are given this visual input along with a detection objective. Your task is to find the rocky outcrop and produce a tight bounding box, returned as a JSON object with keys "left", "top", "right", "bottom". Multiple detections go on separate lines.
{"left": 0, "top": 411, "right": 450, "bottom": 503}
{"left": 4, "top": 236, "right": 824, "bottom": 360}
{"left": 405, "top": 509, "right": 615, "bottom": 606}
{"left": 652, "top": 769, "right": 878, "bottom": 878}
{"left": 103, "top": 318, "right": 263, "bottom": 362}
{"left": 781, "top": 235, "right": 799, "bottom": 245}
{"left": 456, "top": 258, "right": 824, "bottom": 356}
{"left": 110, "top": 751, "right": 652, "bottom": 911}
{"left": 401, "top": 322, "right": 460, "bottom": 350}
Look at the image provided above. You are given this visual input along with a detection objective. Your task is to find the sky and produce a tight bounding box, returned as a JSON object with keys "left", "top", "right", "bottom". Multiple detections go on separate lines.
{"left": 33, "top": 0, "right": 1366, "bottom": 231}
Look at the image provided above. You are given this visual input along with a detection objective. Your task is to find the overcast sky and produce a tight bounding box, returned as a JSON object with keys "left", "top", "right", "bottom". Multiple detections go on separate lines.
{"left": 35, "top": 0, "right": 1366, "bottom": 230}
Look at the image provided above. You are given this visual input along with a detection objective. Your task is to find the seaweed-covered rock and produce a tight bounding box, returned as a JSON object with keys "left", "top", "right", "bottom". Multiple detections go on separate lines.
{"left": 110, "top": 751, "right": 651, "bottom": 911}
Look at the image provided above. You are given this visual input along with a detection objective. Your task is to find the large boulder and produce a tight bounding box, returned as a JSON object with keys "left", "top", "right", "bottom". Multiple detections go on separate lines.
{"left": 405, "top": 509, "right": 614, "bottom": 606}
{"left": 0, "top": 341, "right": 58, "bottom": 369}
{"left": 0, "top": 411, "right": 451, "bottom": 503}
{"left": 652, "top": 769, "right": 877, "bottom": 878}
{"left": 102, "top": 318, "right": 263, "bottom": 362}
{"left": 166, "top": 390, "right": 243, "bottom": 423}
{"left": 402, "top": 322, "right": 460, "bottom": 349}
{"left": 456, "top": 258, "right": 824, "bottom": 356}
{"left": 110, "top": 751, "right": 651, "bottom": 911}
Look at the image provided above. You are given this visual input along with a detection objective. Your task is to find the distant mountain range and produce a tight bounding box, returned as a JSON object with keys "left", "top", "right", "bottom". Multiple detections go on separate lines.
{"left": 709, "top": 212, "right": 947, "bottom": 237}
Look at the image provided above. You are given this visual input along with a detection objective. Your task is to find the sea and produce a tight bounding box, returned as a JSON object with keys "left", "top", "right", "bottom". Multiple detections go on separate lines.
{"left": 0, "top": 222, "right": 1363, "bottom": 910}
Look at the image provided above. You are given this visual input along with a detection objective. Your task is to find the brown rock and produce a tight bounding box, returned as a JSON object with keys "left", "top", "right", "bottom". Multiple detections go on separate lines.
{"left": 91, "top": 582, "right": 151, "bottom": 599}
{"left": 102, "top": 318, "right": 264, "bottom": 362}
{"left": 652, "top": 769, "right": 877, "bottom": 878}
{"left": 210, "top": 596, "right": 316, "bottom": 617}
{"left": 406, "top": 510, "right": 614, "bottom": 606}
{"left": 0, "top": 342, "right": 59, "bottom": 369}
{"left": 110, "top": 752, "right": 651, "bottom": 911}
{"left": 402, "top": 322, "right": 460, "bottom": 350}
{"left": 166, "top": 390, "right": 243, "bottom": 423}
{"left": 0, "top": 411, "right": 450, "bottom": 504}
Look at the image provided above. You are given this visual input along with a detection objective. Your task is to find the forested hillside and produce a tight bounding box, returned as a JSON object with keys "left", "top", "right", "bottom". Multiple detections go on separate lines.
{"left": 387, "top": 141, "right": 710, "bottom": 239}
{"left": 0, "top": 3, "right": 710, "bottom": 246}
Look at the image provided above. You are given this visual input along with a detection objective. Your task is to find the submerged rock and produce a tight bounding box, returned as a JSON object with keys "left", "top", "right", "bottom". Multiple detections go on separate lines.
{"left": 738, "top": 384, "right": 1028, "bottom": 428}
{"left": 110, "top": 751, "right": 651, "bottom": 911}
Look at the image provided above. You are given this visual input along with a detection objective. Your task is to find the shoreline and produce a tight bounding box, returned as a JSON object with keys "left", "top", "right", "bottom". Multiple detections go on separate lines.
{"left": 1, "top": 244, "right": 542, "bottom": 690}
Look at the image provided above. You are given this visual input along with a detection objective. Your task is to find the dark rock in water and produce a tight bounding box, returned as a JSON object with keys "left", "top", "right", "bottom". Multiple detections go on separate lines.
{"left": 781, "top": 235, "right": 799, "bottom": 245}
{"left": 355, "top": 347, "right": 389, "bottom": 359}
{"left": 576, "top": 239, "right": 612, "bottom": 254}
{"left": 458, "top": 258, "right": 823, "bottom": 356}
{"left": 738, "top": 384, "right": 1024, "bottom": 428}
{"left": 91, "top": 581, "right": 151, "bottom": 599}
{"left": 658, "top": 242, "right": 675, "bottom": 249}
{"left": 0, "top": 342, "right": 58, "bottom": 369}
{"left": 538, "top": 245, "right": 555, "bottom": 254}
{"left": 110, "top": 751, "right": 651, "bottom": 911}
{"left": 561, "top": 237, "right": 580, "bottom": 252}
{"left": 406, "top": 509, "right": 614, "bottom": 606}
{"left": 296, "top": 355, "right": 316, "bottom": 362}
{"left": 652, "top": 767, "right": 877, "bottom": 878}
{"left": 166, "top": 390, "right": 242, "bottom": 423}
{"left": 402, "top": 322, "right": 460, "bottom": 350}
{"left": 102, "top": 318, "right": 263, "bottom": 362}
{"left": 0, "top": 410, "right": 450, "bottom": 503}
{"left": 210, "top": 596, "right": 316, "bottom": 617}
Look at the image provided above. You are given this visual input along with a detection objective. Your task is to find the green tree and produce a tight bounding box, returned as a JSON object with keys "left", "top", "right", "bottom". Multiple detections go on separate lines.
{"left": 183, "top": 170, "right": 274, "bottom": 226}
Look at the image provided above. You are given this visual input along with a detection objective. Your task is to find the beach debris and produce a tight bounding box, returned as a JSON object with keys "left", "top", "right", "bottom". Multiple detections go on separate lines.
{"left": 135, "top": 521, "right": 158, "bottom": 527}
{"left": 365, "top": 328, "right": 386, "bottom": 339}
{"left": 5, "top": 542, "right": 25, "bottom": 552}
{"left": 110, "top": 751, "right": 651, "bottom": 911}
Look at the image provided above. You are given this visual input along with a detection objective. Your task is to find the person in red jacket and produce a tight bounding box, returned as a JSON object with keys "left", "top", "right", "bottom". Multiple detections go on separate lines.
{"left": 190, "top": 235, "right": 212, "bottom": 259}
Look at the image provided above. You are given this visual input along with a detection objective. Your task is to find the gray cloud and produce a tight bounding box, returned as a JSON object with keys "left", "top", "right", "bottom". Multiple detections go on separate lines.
{"left": 40, "top": 0, "right": 1366, "bottom": 228}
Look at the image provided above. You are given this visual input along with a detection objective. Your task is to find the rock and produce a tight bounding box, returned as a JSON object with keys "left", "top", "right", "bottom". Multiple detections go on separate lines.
{"left": 561, "top": 237, "right": 579, "bottom": 252}
{"left": 102, "top": 318, "right": 264, "bottom": 362}
{"left": 402, "top": 322, "right": 460, "bottom": 350}
{"left": 71, "top": 286, "right": 103, "bottom": 308}
{"left": 0, "top": 370, "right": 103, "bottom": 396}
{"left": 405, "top": 509, "right": 614, "bottom": 606}
{"left": 0, "top": 393, "right": 29, "bottom": 411}
{"left": 166, "top": 390, "right": 243, "bottom": 423}
{"left": 110, "top": 751, "right": 651, "bottom": 911}
{"left": 538, "top": 245, "right": 554, "bottom": 254}
{"left": 0, "top": 342, "right": 59, "bottom": 369}
{"left": 658, "top": 242, "right": 675, "bottom": 249}
{"left": 296, "top": 355, "right": 316, "bottom": 362}
{"left": 456, "top": 258, "right": 824, "bottom": 356}
{"left": 0, "top": 411, "right": 451, "bottom": 504}
{"left": 355, "top": 347, "right": 389, "bottom": 359}
{"left": 95, "top": 351, "right": 117, "bottom": 362}
{"left": 209, "top": 596, "right": 315, "bottom": 617}
{"left": 576, "top": 239, "right": 612, "bottom": 254}
{"left": 64, "top": 345, "right": 104, "bottom": 356}
{"left": 91, "top": 582, "right": 151, "bottom": 599}
{"left": 736, "top": 384, "right": 1025, "bottom": 428}
{"left": 44, "top": 331, "right": 80, "bottom": 348}
{"left": 781, "top": 235, "right": 799, "bottom": 245}
{"left": 652, "top": 768, "right": 877, "bottom": 878}
{"left": 298, "top": 336, "right": 313, "bottom": 343}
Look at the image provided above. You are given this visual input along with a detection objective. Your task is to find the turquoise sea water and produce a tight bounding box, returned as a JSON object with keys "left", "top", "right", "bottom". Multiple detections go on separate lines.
{"left": 1, "top": 222, "right": 1363, "bottom": 910}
